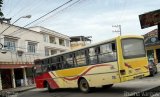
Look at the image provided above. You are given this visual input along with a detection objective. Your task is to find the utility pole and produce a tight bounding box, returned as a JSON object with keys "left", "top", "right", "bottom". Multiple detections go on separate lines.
{"left": 112, "top": 25, "right": 121, "bottom": 36}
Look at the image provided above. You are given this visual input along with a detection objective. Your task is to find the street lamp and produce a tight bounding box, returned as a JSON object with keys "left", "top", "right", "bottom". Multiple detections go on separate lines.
{"left": 21, "top": 15, "right": 31, "bottom": 19}
{"left": 0, "top": 15, "right": 32, "bottom": 35}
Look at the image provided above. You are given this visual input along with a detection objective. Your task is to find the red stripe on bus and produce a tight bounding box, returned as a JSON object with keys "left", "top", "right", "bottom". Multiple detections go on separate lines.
{"left": 63, "top": 64, "right": 112, "bottom": 81}
{"left": 50, "top": 72, "right": 56, "bottom": 77}
{"left": 45, "top": 73, "right": 59, "bottom": 89}
{"left": 144, "top": 66, "right": 149, "bottom": 69}
{"left": 124, "top": 63, "right": 132, "bottom": 68}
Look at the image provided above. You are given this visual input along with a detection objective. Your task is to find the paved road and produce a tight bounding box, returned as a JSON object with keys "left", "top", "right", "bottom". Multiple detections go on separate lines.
{"left": 18, "top": 74, "right": 160, "bottom": 97}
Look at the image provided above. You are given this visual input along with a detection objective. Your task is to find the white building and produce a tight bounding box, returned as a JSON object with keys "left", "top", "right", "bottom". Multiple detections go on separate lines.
{"left": 0, "top": 23, "right": 70, "bottom": 90}
{"left": 70, "top": 36, "right": 91, "bottom": 50}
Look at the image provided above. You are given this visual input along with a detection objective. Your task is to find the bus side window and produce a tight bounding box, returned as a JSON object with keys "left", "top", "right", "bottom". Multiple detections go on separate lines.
{"left": 51, "top": 57, "right": 55, "bottom": 64}
{"left": 99, "top": 42, "right": 117, "bottom": 63}
{"left": 65, "top": 53, "right": 74, "bottom": 68}
{"left": 89, "top": 47, "right": 98, "bottom": 65}
{"left": 75, "top": 50, "right": 86, "bottom": 66}
{"left": 42, "top": 65, "right": 48, "bottom": 72}
{"left": 73, "top": 53, "right": 77, "bottom": 67}
{"left": 95, "top": 46, "right": 100, "bottom": 63}
{"left": 85, "top": 49, "right": 90, "bottom": 65}
{"left": 48, "top": 58, "right": 51, "bottom": 64}
{"left": 112, "top": 43, "right": 116, "bottom": 52}
{"left": 50, "top": 64, "right": 57, "bottom": 70}
{"left": 56, "top": 57, "right": 63, "bottom": 70}
{"left": 60, "top": 55, "right": 65, "bottom": 69}
{"left": 46, "top": 57, "right": 57, "bottom": 71}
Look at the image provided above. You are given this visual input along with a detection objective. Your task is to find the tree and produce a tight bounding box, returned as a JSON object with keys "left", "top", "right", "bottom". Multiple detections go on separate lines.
{"left": 0, "top": 0, "right": 3, "bottom": 17}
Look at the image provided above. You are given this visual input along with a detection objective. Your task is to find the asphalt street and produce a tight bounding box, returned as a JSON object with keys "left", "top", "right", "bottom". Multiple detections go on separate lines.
{"left": 18, "top": 73, "right": 160, "bottom": 97}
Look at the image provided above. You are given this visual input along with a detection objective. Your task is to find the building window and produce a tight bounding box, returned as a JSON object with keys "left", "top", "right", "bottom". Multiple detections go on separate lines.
{"left": 66, "top": 40, "right": 70, "bottom": 47}
{"left": 49, "top": 36, "right": 56, "bottom": 44}
{"left": 59, "top": 39, "right": 65, "bottom": 46}
{"left": 51, "top": 50, "right": 57, "bottom": 55}
{"left": 43, "top": 34, "right": 48, "bottom": 42}
{"left": 60, "top": 50, "right": 66, "bottom": 53}
{"left": 4, "top": 37, "right": 17, "bottom": 51}
{"left": 45, "top": 48, "right": 49, "bottom": 56}
{"left": 27, "top": 42, "right": 37, "bottom": 53}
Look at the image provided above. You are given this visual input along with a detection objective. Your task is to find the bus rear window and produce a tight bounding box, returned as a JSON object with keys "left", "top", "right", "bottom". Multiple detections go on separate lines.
{"left": 122, "top": 38, "right": 146, "bottom": 59}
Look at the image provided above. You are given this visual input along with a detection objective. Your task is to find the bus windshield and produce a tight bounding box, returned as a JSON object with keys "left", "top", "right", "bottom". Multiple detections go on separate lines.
{"left": 122, "top": 38, "right": 146, "bottom": 59}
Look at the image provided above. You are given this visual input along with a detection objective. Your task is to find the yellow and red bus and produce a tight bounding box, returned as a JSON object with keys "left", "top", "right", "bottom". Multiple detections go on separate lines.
{"left": 34, "top": 35, "right": 149, "bottom": 92}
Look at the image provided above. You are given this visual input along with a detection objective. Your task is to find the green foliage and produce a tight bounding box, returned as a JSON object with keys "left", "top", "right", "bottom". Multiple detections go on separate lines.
{"left": 0, "top": 12, "right": 3, "bottom": 16}
{"left": 0, "top": 0, "right": 3, "bottom": 7}
{"left": 0, "top": 0, "right": 3, "bottom": 17}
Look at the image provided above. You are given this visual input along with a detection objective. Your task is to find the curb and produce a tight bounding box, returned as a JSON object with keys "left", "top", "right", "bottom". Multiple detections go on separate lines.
{"left": 15, "top": 87, "right": 36, "bottom": 93}
{"left": 0, "top": 86, "right": 36, "bottom": 97}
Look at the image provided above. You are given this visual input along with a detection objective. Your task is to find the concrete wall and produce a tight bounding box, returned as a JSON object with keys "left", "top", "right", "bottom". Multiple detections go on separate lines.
{"left": 0, "top": 23, "right": 70, "bottom": 63}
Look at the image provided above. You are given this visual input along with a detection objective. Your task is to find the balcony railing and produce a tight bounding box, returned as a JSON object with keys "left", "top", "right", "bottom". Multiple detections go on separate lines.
{"left": 0, "top": 62, "right": 34, "bottom": 65}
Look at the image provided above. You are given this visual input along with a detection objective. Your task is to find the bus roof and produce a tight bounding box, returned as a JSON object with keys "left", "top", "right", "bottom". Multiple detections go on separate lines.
{"left": 41, "top": 35, "right": 143, "bottom": 60}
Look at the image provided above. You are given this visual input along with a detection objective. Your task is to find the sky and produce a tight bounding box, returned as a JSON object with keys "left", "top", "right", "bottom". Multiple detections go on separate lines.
{"left": 1, "top": 0, "right": 160, "bottom": 43}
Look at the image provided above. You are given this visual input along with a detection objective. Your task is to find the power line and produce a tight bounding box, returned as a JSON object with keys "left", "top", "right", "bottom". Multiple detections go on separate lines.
{"left": 10, "top": 0, "right": 84, "bottom": 36}
{"left": 23, "top": 0, "right": 73, "bottom": 27}
{"left": 11, "top": 0, "right": 42, "bottom": 19}
{"left": 0, "top": 15, "right": 31, "bottom": 35}
{"left": 5, "top": 0, "right": 13, "bottom": 17}
{"left": 33, "top": 0, "right": 82, "bottom": 26}
{"left": 8, "top": 0, "right": 74, "bottom": 36}
{"left": 0, "top": 18, "right": 20, "bottom": 35}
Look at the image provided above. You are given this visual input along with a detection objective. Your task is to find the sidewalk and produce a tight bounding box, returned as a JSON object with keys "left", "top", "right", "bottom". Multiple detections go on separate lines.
{"left": 0, "top": 85, "right": 36, "bottom": 96}
{"left": 157, "top": 64, "right": 160, "bottom": 72}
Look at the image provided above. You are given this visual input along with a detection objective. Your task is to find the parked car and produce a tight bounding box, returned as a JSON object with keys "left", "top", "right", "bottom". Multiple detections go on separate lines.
{"left": 148, "top": 60, "right": 158, "bottom": 76}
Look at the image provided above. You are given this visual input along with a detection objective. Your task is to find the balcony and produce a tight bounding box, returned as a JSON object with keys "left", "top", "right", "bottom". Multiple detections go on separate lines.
{"left": 43, "top": 42, "right": 70, "bottom": 51}
{"left": 0, "top": 62, "right": 34, "bottom": 69}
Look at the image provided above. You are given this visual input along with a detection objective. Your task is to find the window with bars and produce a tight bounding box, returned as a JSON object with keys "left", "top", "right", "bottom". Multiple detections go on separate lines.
{"left": 59, "top": 39, "right": 65, "bottom": 46}
{"left": 27, "top": 42, "right": 37, "bottom": 53}
{"left": 4, "top": 37, "right": 17, "bottom": 51}
{"left": 51, "top": 50, "right": 57, "bottom": 55}
{"left": 45, "top": 48, "right": 49, "bottom": 56}
{"left": 49, "top": 36, "right": 56, "bottom": 44}
{"left": 43, "top": 34, "right": 48, "bottom": 42}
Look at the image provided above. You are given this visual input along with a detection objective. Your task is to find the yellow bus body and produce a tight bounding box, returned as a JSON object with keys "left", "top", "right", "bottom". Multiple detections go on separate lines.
{"left": 35, "top": 35, "right": 150, "bottom": 89}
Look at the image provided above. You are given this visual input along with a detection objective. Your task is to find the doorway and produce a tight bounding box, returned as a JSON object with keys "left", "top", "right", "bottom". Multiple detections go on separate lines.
{"left": 156, "top": 49, "right": 160, "bottom": 63}
{"left": 14, "top": 69, "right": 23, "bottom": 87}
{"left": 147, "top": 50, "right": 154, "bottom": 61}
{"left": 1, "top": 69, "right": 12, "bottom": 89}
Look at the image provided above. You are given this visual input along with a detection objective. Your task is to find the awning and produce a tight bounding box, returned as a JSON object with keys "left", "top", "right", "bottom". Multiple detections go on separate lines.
{"left": 0, "top": 64, "right": 34, "bottom": 69}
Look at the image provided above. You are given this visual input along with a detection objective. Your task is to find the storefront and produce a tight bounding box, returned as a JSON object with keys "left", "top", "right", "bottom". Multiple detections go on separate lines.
{"left": 144, "top": 29, "right": 160, "bottom": 63}
{"left": 0, "top": 63, "right": 34, "bottom": 90}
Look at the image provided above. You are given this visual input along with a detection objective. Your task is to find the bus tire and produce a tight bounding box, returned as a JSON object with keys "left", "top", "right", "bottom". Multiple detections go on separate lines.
{"left": 78, "top": 78, "right": 90, "bottom": 93}
{"left": 102, "top": 84, "right": 113, "bottom": 89}
{"left": 47, "top": 82, "right": 54, "bottom": 92}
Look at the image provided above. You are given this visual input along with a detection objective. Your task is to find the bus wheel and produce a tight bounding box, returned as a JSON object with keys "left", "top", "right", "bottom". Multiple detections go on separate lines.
{"left": 102, "top": 84, "right": 113, "bottom": 89}
{"left": 78, "top": 78, "right": 90, "bottom": 93}
{"left": 47, "top": 82, "right": 54, "bottom": 92}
